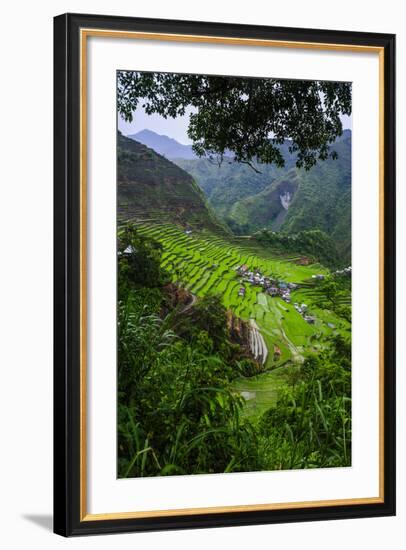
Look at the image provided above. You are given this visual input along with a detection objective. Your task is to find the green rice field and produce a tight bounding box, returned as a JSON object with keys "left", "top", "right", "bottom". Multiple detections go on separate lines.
{"left": 132, "top": 222, "right": 350, "bottom": 415}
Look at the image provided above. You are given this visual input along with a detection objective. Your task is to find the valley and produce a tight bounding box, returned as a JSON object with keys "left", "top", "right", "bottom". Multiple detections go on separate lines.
{"left": 129, "top": 221, "right": 350, "bottom": 416}
{"left": 134, "top": 129, "right": 352, "bottom": 264}
{"left": 117, "top": 73, "right": 353, "bottom": 477}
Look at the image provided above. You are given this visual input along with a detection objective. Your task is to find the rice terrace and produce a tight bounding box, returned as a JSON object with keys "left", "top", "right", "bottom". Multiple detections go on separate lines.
{"left": 117, "top": 70, "right": 353, "bottom": 478}
{"left": 121, "top": 220, "right": 350, "bottom": 417}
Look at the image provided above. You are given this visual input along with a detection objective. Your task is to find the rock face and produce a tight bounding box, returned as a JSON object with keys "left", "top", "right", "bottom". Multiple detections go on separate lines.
{"left": 161, "top": 283, "right": 193, "bottom": 312}
{"left": 174, "top": 131, "right": 352, "bottom": 263}
{"left": 226, "top": 311, "right": 263, "bottom": 366}
{"left": 226, "top": 170, "right": 300, "bottom": 232}
{"left": 280, "top": 190, "right": 293, "bottom": 210}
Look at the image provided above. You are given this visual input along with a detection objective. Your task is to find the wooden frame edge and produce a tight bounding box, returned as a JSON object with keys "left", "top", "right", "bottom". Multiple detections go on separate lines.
{"left": 53, "top": 13, "right": 396, "bottom": 536}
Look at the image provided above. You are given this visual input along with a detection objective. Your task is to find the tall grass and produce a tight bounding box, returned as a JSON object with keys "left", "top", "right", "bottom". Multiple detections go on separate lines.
{"left": 117, "top": 226, "right": 351, "bottom": 477}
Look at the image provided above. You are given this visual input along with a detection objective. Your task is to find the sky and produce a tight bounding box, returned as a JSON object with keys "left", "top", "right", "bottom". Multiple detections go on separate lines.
{"left": 118, "top": 106, "right": 352, "bottom": 145}
{"left": 118, "top": 106, "right": 196, "bottom": 144}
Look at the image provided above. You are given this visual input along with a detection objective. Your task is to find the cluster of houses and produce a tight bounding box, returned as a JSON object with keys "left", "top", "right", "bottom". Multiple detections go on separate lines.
{"left": 334, "top": 266, "right": 352, "bottom": 277}
{"left": 311, "top": 266, "right": 351, "bottom": 281}
{"left": 311, "top": 273, "right": 325, "bottom": 280}
{"left": 236, "top": 264, "right": 317, "bottom": 325}
{"left": 268, "top": 283, "right": 296, "bottom": 303}
{"left": 236, "top": 264, "right": 298, "bottom": 303}
{"left": 293, "top": 302, "right": 315, "bottom": 324}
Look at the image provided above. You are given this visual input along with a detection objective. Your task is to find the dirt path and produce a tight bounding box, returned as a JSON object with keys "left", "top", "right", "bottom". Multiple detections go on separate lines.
{"left": 279, "top": 325, "right": 304, "bottom": 363}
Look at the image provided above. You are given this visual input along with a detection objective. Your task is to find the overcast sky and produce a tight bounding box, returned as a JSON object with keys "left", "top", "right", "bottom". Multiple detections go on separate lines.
{"left": 118, "top": 106, "right": 352, "bottom": 145}
{"left": 118, "top": 106, "right": 195, "bottom": 144}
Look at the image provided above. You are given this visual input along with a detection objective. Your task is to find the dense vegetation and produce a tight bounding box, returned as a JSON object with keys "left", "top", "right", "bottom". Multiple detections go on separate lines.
{"left": 254, "top": 229, "right": 340, "bottom": 269}
{"left": 118, "top": 226, "right": 258, "bottom": 476}
{"left": 117, "top": 224, "right": 351, "bottom": 477}
{"left": 173, "top": 148, "right": 297, "bottom": 225}
{"left": 174, "top": 131, "right": 351, "bottom": 263}
{"left": 280, "top": 134, "right": 351, "bottom": 263}
{"left": 131, "top": 222, "right": 350, "bottom": 368}
{"left": 118, "top": 73, "right": 351, "bottom": 171}
{"left": 117, "top": 131, "right": 225, "bottom": 232}
{"left": 259, "top": 336, "right": 351, "bottom": 469}
{"left": 117, "top": 71, "right": 352, "bottom": 479}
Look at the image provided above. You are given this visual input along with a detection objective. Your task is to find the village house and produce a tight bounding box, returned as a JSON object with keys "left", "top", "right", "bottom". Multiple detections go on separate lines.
{"left": 236, "top": 264, "right": 249, "bottom": 275}
{"left": 235, "top": 265, "right": 303, "bottom": 309}
{"left": 294, "top": 302, "right": 316, "bottom": 323}
{"left": 312, "top": 274, "right": 325, "bottom": 280}
{"left": 304, "top": 315, "right": 315, "bottom": 324}
{"left": 267, "top": 286, "right": 279, "bottom": 297}
{"left": 334, "top": 266, "right": 352, "bottom": 276}
{"left": 281, "top": 292, "right": 291, "bottom": 303}
{"left": 273, "top": 345, "right": 281, "bottom": 360}
{"left": 263, "top": 277, "right": 272, "bottom": 288}
{"left": 233, "top": 263, "right": 319, "bottom": 324}
{"left": 120, "top": 245, "right": 136, "bottom": 256}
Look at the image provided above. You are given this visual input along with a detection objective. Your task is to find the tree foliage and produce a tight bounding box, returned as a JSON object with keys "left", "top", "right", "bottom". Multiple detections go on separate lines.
{"left": 260, "top": 335, "right": 351, "bottom": 469}
{"left": 118, "top": 223, "right": 170, "bottom": 293}
{"left": 255, "top": 228, "right": 340, "bottom": 268}
{"left": 118, "top": 72, "right": 351, "bottom": 170}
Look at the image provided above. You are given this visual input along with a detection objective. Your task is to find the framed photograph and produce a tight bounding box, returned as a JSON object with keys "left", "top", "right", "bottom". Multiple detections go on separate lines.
{"left": 54, "top": 13, "right": 396, "bottom": 536}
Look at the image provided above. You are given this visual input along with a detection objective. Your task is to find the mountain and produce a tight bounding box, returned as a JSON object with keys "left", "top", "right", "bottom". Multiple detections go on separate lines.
{"left": 127, "top": 129, "right": 197, "bottom": 159}
{"left": 279, "top": 135, "right": 351, "bottom": 261}
{"left": 174, "top": 144, "right": 298, "bottom": 222}
{"left": 175, "top": 132, "right": 352, "bottom": 263}
{"left": 117, "top": 132, "right": 224, "bottom": 232}
{"left": 228, "top": 169, "right": 301, "bottom": 232}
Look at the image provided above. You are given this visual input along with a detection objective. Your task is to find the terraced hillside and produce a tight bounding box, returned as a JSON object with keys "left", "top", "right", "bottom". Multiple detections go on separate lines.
{"left": 133, "top": 222, "right": 350, "bottom": 375}
{"left": 174, "top": 130, "right": 352, "bottom": 263}
{"left": 117, "top": 132, "right": 224, "bottom": 232}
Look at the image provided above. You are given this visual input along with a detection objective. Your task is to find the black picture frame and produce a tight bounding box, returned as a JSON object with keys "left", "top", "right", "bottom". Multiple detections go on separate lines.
{"left": 54, "top": 12, "right": 396, "bottom": 537}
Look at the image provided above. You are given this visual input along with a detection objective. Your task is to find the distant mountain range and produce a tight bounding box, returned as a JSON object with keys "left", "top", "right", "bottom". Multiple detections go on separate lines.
{"left": 124, "top": 128, "right": 352, "bottom": 263}
{"left": 127, "top": 129, "right": 198, "bottom": 160}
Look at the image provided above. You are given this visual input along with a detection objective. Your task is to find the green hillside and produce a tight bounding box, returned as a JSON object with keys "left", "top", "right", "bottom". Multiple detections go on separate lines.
{"left": 174, "top": 141, "right": 297, "bottom": 224}
{"left": 117, "top": 132, "right": 225, "bottom": 232}
{"left": 131, "top": 222, "right": 350, "bottom": 373}
{"left": 280, "top": 136, "right": 351, "bottom": 261}
{"left": 174, "top": 132, "right": 351, "bottom": 263}
{"left": 229, "top": 169, "right": 300, "bottom": 232}
{"left": 118, "top": 222, "right": 352, "bottom": 476}
{"left": 117, "top": 154, "right": 352, "bottom": 475}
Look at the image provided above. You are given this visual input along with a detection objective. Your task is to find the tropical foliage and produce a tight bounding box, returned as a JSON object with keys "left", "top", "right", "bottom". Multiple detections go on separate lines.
{"left": 116, "top": 70, "right": 352, "bottom": 479}
{"left": 118, "top": 72, "right": 351, "bottom": 170}
{"left": 174, "top": 131, "right": 351, "bottom": 263}
{"left": 117, "top": 131, "right": 224, "bottom": 232}
{"left": 117, "top": 225, "right": 351, "bottom": 478}
{"left": 254, "top": 229, "right": 340, "bottom": 269}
